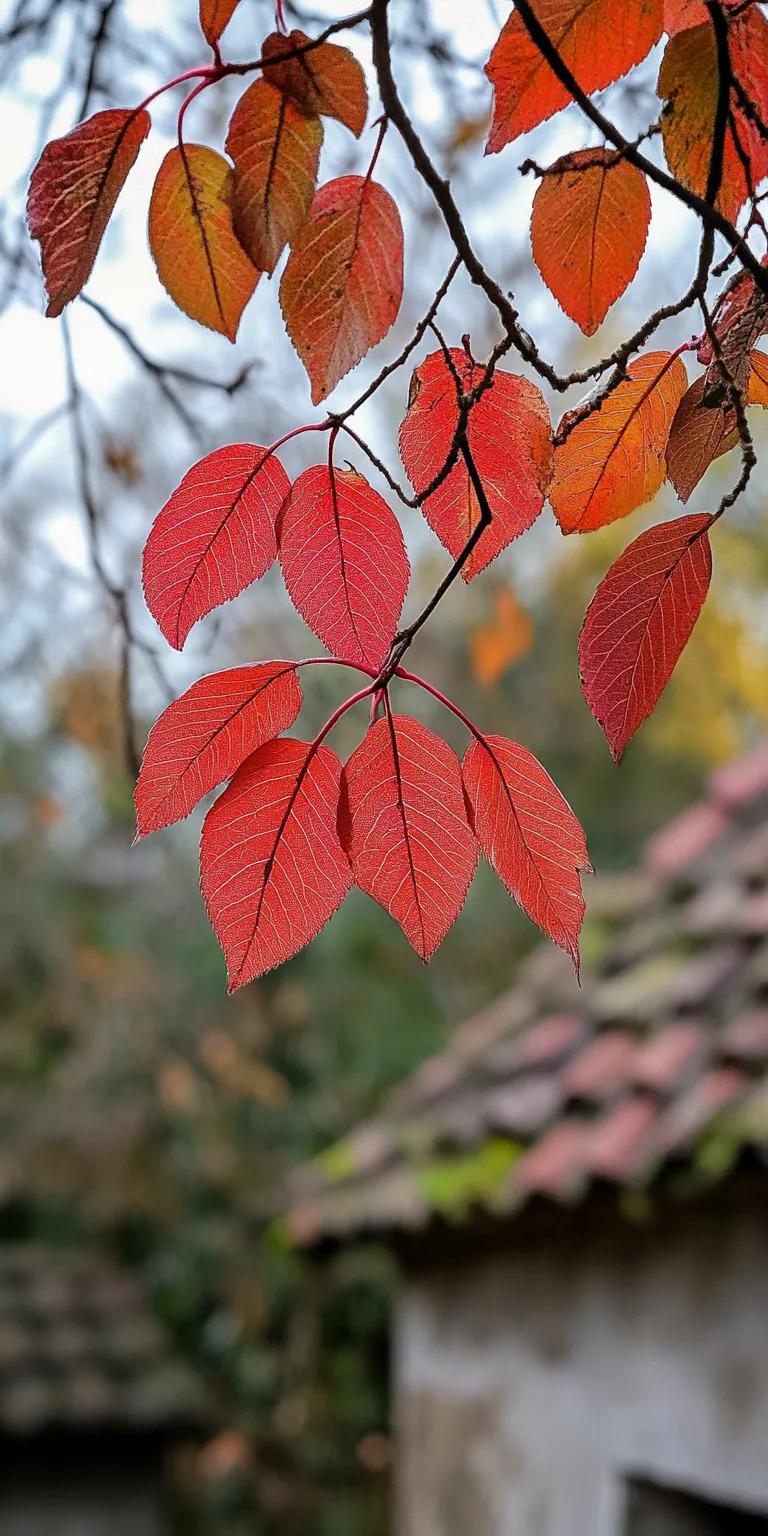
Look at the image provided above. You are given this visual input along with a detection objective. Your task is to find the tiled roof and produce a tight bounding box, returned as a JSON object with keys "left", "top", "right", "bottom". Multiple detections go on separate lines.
{"left": 0, "top": 1245, "right": 204, "bottom": 1434}
{"left": 288, "top": 742, "right": 768, "bottom": 1246}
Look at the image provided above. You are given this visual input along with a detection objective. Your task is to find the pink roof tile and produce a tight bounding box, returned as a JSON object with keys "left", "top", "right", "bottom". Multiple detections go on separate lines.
{"left": 563, "top": 1032, "right": 636, "bottom": 1099}
{"left": 588, "top": 1097, "right": 658, "bottom": 1181}
{"left": 632, "top": 1022, "right": 704, "bottom": 1091}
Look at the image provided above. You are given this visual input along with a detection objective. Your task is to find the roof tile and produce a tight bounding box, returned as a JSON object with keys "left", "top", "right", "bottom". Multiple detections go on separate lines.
{"left": 563, "top": 1032, "right": 636, "bottom": 1100}
{"left": 632, "top": 1022, "right": 704, "bottom": 1090}
{"left": 588, "top": 1097, "right": 658, "bottom": 1181}
{"left": 516, "top": 1122, "right": 590, "bottom": 1196}
{"left": 292, "top": 741, "right": 768, "bottom": 1243}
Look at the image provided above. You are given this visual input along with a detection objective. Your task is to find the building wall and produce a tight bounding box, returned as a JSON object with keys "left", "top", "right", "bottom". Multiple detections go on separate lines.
{"left": 394, "top": 1194, "right": 768, "bottom": 1536}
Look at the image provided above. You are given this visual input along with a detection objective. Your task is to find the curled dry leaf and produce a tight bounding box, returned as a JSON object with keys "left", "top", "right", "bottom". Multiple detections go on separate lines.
{"left": 148, "top": 144, "right": 259, "bottom": 340}
{"left": 659, "top": 11, "right": 768, "bottom": 224}
{"left": 226, "top": 79, "right": 323, "bottom": 275}
{"left": 666, "top": 377, "right": 739, "bottom": 504}
{"left": 531, "top": 149, "right": 651, "bottom": 336}
{"left": 462, "top": 735, "right": 590, "bottom": 969}
{"left": 201, "top": 737, "right": 351, "bottom": 989}
{"left": 27, "top": 108, "right": 150, "bottom": 316}
{"left": 280, "top": 175, "right": 404, "bottom": 403}
{"left": 278, "top": 465, "right": 409, "bottom": 670}
{"left": 399, "top": 347, "right": 552, "bottom": 578}
{"left": 135, "top": 662, "right": 302, "bottom": 837}
{"left": 143, "top": 444, "right": 289, "bottom": 650}
{"left": 261, "top": 29, "right": 368, "bottom": 136}
{"left": 199, "top": 0, "right": 242, "bottom": 45}
{"left": 485, "top": 0, "right": 663, "bottom": 149}
{"left": 340, "top": 713, "right": 477, "bottom": 961}
{"left": 667, "top": 355, "right": 768, "bottom": 503}
{"left": 550, "top": 351, "right": 688, "bottom": 534}
{"left": 579, "top": 513, "right": 712, "bottom": 761}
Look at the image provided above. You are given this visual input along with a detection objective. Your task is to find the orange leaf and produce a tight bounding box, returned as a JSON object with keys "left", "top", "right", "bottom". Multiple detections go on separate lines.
{"left": 27, "top": 108, "right": 150, "bottom": 316}
{"left": 531, "top": 150, "right": 651, "bottom": 336}
{"left": 550, "top": 351, "right": 688, "bottom": 534}
{"left": 470, "top": 590, "right": 534, "bottom": 688}
{"left": 399, "top": 347, "right": 552, "bottom": 579}
{"left": 200, "top": 0, "right": 242, "bottom": 46}
{"left": 262, "top": 30, "right": 367, "bottom": 137}
{"left": 485, "top": 0, "right": 663, "bottom": 150}
{"left": 280, "top": 175, "right": 403, "bottom": 403}
{"left": 659, "top": 11, "right": 768, "bottom": 224}
{"left": 148, "top": 144, "right": 259, "bottom": 340}
{"left": 226, "top": 80, "right": 323, "bottom": 275}
{"left": 749, "top": 350, "right": 768, "bottom": 406}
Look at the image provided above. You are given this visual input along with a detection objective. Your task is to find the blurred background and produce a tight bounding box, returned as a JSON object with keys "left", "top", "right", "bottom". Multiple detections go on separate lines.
{"left": 2, "top": 0, "right": 768, "bottom": 1531}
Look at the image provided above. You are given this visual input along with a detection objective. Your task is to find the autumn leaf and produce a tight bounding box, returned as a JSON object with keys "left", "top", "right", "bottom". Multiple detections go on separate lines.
{"left": 148, "top": 144, "right": 259, "bottom": 340}
{"left": 550, "top": 351, "right": 688, "bottom": 534}
{"left": 697, "top": 260, "right": 768, "bottom": 400}
{"left": 667, "top": 354, "right": 768, "bottom": 502}
{"left": 27, "top": 108, "right": 150, "bottom": 316}
{"left": 135, "top": 663, "right": 302, "bottom": 837}
{"left": 201, "top": 738, "right": 351, "bottom": 989}
{"left": 199, "top": 0, "right": 242, "bottom": 45}
{"left": 749, "top": 350, "right": 768, "bottom": 405}
{"left": 470, "top": 589, "right": 534, "bottom": 688}
{"left": 659, "top": 11, "right": 768, "bottom": 224}
{"left": 462, "top": 735, "right": 590, "bottom": 968}
{"left": 485, "top": 0, "right": 663, "bottom": 150}
{"left": 262, "top": 30, "right": 367, "bottom": 136}
{"left": 278, "top": 466, "right": 409, "bottom": 670}
{"left": 226, "top": 79, "right": 323, "bottom": 275}
{"left": 666, "top": 377, "right": 738, "bottom": 503}
{"left": 579, "top": 513, "right": 713, "bottom": 761}
{"left": 280, "top": 175, "right": 403, "bottom": 403}
{"left": 143, "top": 444, "right": 289, "bottom": 650}
{"left": 340, "top": 714, "right": 477, "bottom": 961}
{"left": 531, "top": 150, "right": 651, "bottom": 336}
{"left": 399, "top": 347, "right": 552, "bottom": 578}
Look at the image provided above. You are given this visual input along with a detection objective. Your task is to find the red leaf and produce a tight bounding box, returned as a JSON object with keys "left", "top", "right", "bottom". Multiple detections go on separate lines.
{"left": 399, "top": 347, "right": 552, "bottom": 579}
{"left": 135, "top": 662, "right": 302, "bottom": 837}
{"left": 485, "top": 0, "right": 663, "bottom": 150}
{"left": 200, "top": 737, "right": 350, "bottom": 989}
{"left": 280, "top": 175, "right": 403, "bottom": 403}
{"left": 579, "top": 514, "right": 712, "bottom": 762}
{"left": 530, "top": 150, "right": 651, "bottom": 336}
{"left": 278, "top": 466, "right": 409, "bottom": 670}
{"left": 226, "top": 79, "right": 323, "bottom": 275}
{"left": 143, "top": 445, "right": 289, "bottom": 650}
{"left": 462, "top": 735, "right": 590, "bottom": 969}
{"left": 261, "top": 30, "right": 368, "bottom": 137}
{"left": 200, "top": 0, "right": 242, "bottom": 45}
{"left": 27, "top": 108, "right": 150, "bottom": 317}
{"left": 340, "top": 713, "right": 477, "bottom": 960}
{"left": 148, "top": 144, "right": 259, "bottom": 340}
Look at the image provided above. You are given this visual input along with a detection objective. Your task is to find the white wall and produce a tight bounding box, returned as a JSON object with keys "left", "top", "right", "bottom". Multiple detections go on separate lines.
{"left": 394, "top": 1195, "right": 768, "bottom": 1536}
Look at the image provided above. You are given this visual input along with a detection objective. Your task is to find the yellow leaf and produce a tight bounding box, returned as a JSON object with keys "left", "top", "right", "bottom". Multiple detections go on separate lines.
{"left": 149, "top": 144, "right": 259, "bottom": 340}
